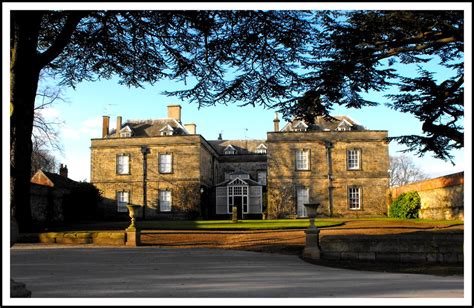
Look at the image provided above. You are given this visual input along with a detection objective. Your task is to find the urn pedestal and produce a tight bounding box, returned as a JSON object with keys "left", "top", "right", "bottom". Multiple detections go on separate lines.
{"left": 125, "top": 205, "right": 142, "bottom": 246}
{"left": 302, "top": 203, "right": 321, "bottom": 260}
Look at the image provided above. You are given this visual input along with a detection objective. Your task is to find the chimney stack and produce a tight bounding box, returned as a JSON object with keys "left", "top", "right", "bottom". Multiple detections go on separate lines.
{"left": 59, "top": 164, "right": 68, "bottom": 178}
{"left": 102, "top": 116, "right": 110, "bottom": 138}
{"left": 273, "top": 112, "right": 280, "bottom": 132}
{"left": 116, "top": 116, "right": 122, "bottom": 137}
{"left": 167, "top": 105, "right": 182, "bottom": 123}
{"left": 184, "top": 123, "right": 197, "bottom": 134}
{"left": 218, "top": 133, "right": 223, "bottom": 140}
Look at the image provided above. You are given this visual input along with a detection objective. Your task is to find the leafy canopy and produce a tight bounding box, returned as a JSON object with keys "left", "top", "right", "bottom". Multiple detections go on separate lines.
{"left": 38, "top": 10, "right": 464, "bottom": 162}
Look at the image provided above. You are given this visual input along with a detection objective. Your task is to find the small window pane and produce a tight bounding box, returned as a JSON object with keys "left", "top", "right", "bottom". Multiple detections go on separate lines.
{"left": 159, "top": 154, "right": 172, "bottom": 173}
{"left": 348, "top": 150, "right": 360, "bottom": 170}
{"left": 296, "top": 150, "right": 309, "bottom": 170}
{"left": 117, "top": 155, "right": 129, "bottom": 174}
{"left": 117, "top": 191, "right": 129, "bottom": 212}
{"left": 159, "top": 190, "right": 172, "bottom": 212}
{"left": 349, "top": 187, "right": 361, "bottom": 209}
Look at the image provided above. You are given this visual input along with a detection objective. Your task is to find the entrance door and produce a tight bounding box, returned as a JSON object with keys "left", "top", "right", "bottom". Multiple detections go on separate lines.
{"left": 234, "top": 196, "right": 243, "bottom": 219}
{"left": 296, "top": 187, "right": 309, "bottom": 217}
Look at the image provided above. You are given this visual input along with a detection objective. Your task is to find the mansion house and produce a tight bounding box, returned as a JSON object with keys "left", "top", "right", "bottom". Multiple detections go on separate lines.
{"left": 90, "top": 105, "right": 389, "bottom": 219}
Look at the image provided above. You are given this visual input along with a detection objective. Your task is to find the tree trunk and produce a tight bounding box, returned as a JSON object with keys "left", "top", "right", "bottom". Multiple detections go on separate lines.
{"left": 10, "top": 12, "right": 42, "bottom": 232}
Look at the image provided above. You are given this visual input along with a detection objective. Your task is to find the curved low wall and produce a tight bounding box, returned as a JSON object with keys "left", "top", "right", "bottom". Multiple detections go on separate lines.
{"left": 320, "top": 232, "right": 463, "bottom": 263}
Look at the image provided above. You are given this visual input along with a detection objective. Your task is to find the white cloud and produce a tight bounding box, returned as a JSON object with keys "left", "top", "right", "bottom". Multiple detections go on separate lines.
{"left": 37, "top": 107, "right": 61, "bottom": 120}
{"left": 80, "top": 117, "right": 102, "bottom": 138}
{"left": 60, "top": 126, "right": 81, "bottom": 140}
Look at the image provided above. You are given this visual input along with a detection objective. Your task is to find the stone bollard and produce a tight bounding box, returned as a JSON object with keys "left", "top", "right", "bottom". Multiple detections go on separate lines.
{"left": 232, "top": 206, "right": 238, "bottom": 223}
{"left": 126, "top": 204, "right": 142, "bottom": 246}
{"left": 302, "top": 203, "right": 321, "bottom": 259}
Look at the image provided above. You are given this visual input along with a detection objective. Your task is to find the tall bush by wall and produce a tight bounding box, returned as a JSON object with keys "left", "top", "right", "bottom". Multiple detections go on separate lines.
{"left": 388, "top": 191, "right": 421, "bottom": 219}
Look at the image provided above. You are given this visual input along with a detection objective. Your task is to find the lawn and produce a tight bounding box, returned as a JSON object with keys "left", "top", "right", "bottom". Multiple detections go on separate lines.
{"left": 138, "top": 219, "right": 342, "bottom": 230}
{"left": 37, "top": 217, "right": 463, "bottom": 233}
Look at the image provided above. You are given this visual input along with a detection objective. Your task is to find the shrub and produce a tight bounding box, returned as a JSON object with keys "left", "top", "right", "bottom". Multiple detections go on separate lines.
{"left": 388, "top": 191, "right": 421, "bottom": 219}
{"left": 63, "top": 182, "right": 103, "bottom": 222}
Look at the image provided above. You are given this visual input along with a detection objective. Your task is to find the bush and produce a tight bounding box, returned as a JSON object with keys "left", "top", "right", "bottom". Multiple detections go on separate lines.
{"left": 63, "top": 182, "right": 103, "bottom": 222}
{"left": 388, "top": 191, "right": 421, "bottom": 219}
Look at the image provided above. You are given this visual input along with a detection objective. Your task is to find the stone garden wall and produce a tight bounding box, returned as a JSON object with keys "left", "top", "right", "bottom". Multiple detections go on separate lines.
{"left": 387, "top": 172, "right": 464, "bottom": 220}
{"left": 320, "top": 232, "right": 463, "bottom": 263}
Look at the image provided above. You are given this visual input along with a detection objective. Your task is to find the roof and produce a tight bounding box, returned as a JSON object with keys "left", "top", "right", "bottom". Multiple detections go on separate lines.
{"left": 281, "top": 115, "right": 365, "bottom": 132}
{"left": 107, "top": 118, "right": 188, "bottom": 137}
{"left": 207, "top": 139, "right": 267, "bottom": 155}
{"left": 31, "top": 170, "right": 78, "bottom": 189}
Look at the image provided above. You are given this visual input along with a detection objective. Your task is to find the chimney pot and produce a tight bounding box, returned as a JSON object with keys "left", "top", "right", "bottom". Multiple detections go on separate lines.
{"left": 116, "top": 116, "right": 122, "bottom": 137}
{"left": 273, "top": 112, "right": 280, "bottom": 132}
{"left": 102, "top": 116, "right": 110, "bottom": 138}
{"left": 59, "top": 164, "right": 68, "bottom": 178}
{"left": 184, "top": 123, "right": 196, "bottom": 134}
{"left": 167, "top": 105, "right": 182, "bottom": 123}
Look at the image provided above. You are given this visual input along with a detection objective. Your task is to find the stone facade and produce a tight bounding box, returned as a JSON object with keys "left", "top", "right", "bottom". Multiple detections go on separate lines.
{"left": 267, "top": 130, "right": 389, "bottom": 217}
{"left": 91, "top": 105, "right": 389, "bottom": 219}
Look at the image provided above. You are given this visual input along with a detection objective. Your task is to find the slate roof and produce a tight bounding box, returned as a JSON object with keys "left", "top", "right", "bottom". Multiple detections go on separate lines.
{"left": 207, "top": 139, "right": 267, "bottom": 155}
{"left": 31, "top": 170, "right": 78, "bottom": 189}
{"left": 281, "top": 115, "right": 365, "bottom": 132}
{"left": 107, "top": 118, "right": 188, "bottom": 137}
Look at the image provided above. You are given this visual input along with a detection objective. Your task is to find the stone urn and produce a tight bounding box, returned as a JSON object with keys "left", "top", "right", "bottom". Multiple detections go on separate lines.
{"left": 126, "top": 204, "right": 141, "bottom": 231}
{"left": 304, "top": 203, "right": 320, "bottom": 230}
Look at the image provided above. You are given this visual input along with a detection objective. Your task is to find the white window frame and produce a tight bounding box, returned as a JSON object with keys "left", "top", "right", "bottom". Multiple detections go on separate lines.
{"left": 224, "top": 145, "right": 237, "bottom": 155}
{"left": 159, "top": 153, "right": 172, "bottom": 173}
{"left": 257, "top": 171, "right": 267, "bottom": 185}
{"left": 116, "top": 154, "right": 130, "bottom": 175}
{"left": 347, "top": 149, "right": 361, "bottom": 170}
{"left": 116, "top": 191, "right": 129, "bottom": 212}
{"left": 296, "top": 149, "right": 310, "bottom": 170}
{"left": 159, "top": 190, "right": 172, "bottom": 212}
{"left": 296, "top": 187, "right": 309, "bottom": 217}
{"left": 227, "top": 185, "right": 249, "bottom": 214}
{"left": 256, "top": 143, "right": 267, "bottom": 154}
{"left": 348, "top": 187, "right": 361, "bottom": 210}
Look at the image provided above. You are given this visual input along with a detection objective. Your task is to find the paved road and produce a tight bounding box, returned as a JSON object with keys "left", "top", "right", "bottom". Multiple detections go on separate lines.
{"left": 10, "top": 245, "right": 463, "bottom": 298}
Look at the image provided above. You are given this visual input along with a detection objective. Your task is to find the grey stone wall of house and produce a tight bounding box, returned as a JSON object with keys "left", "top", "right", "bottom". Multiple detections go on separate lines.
{"left": 320, "top": 232, "right": 463, "bottom": 263}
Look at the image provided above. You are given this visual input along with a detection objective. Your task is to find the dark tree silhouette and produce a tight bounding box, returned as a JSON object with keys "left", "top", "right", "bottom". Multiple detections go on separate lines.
{"left": 277, "top": 11, "right": 463, "bottom": 162}
{"left": 10, "top": 10, "right": 314, "bottom": 230}
{"left": 10, "top": 10, "right": 464, "bottom": 230}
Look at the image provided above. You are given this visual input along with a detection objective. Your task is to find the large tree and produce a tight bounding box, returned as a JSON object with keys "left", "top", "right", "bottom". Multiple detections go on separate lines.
{"left": 10, "top": 10, "right": 314, "bottom": 230}
{"left": 279, "top": 11, "right": 463, "bottom": 163}
{"left": 10, "top": 10, "right": 464, "bottom": 230}
{"left": 389, "top": 155, "right": 428, "bottom": 187}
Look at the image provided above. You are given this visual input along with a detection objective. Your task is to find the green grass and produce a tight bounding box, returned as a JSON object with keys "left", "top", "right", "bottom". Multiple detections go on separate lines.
{"left": 138, "top": 219, "right": 342, "bottom": 230}
{"left": 38, "top": 217, "right": 463, "bottom": 233}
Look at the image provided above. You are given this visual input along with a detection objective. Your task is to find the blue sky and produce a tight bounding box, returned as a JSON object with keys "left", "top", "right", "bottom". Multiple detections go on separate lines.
{"left": 38, "top": 68, "right": 466, "bottom": 182}
{"left": 3, "top": 2, "right": 469, "bottom": 183}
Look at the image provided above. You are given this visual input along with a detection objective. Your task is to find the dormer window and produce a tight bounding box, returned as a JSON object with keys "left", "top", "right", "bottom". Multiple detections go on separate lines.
{"left": 336, "top": 119, "right": 353, "bottom": 131}
{"left": 293, "top": 121, "right": 308, "bottom": 132}
{"left": 160, "top": 124, "right": 174, "bottom": 136}
{"left": 119, "top": 126, "right": 133, "bottom": 138}
{"left": 256, "top": 143, "right": 267, "bottom": 154}
{"left": 224, "top": 144, "right": 237, "bottom": 155}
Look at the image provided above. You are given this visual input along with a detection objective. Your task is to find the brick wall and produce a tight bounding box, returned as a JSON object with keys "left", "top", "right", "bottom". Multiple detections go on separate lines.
{"left": 387, "top": 172, "right": 464, "bottom": 220}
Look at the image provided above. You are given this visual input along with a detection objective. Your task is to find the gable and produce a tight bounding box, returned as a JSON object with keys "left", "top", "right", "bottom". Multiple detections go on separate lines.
{"left": 31, "top": 170, "right": 55, "bottom": 187}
